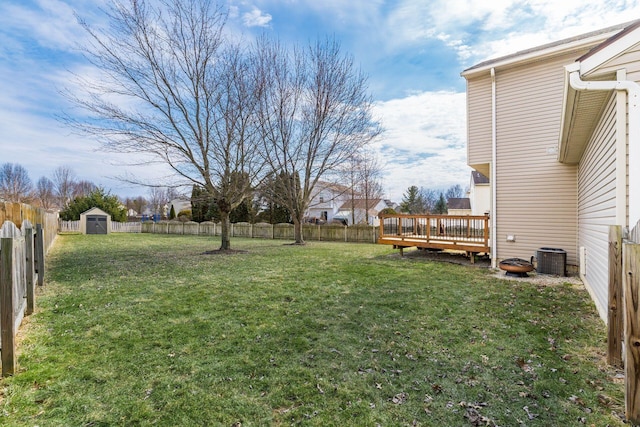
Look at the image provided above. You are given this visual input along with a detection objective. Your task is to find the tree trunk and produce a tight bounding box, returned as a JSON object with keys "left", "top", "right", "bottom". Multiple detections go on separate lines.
{"left": 220, "top": 211, "right": 232, "bottom": 250}
{"left": 293, "top": 217, "right": 305, "bottom": 245}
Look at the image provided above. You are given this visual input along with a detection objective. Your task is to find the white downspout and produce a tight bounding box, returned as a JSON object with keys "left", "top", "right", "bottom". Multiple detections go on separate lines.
{"left": 491, "top": 67, "right": 497, "bottom": 268}
{"left": 566, "top": 63, "right": 640, "bottom": 227}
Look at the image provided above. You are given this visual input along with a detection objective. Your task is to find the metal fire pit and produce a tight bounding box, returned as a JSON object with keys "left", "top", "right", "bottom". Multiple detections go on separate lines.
{"left": 499, "top": 258, "right": 534, "bottom": 277}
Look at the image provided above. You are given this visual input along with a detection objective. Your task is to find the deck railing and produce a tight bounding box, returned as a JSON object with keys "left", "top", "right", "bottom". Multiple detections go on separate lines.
{"left": 378, "top": 214, "right": 490, "bottom": 255}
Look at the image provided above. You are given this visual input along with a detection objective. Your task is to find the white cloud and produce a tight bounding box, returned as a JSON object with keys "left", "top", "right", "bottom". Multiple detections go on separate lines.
{"left": 0, "top": 0, "right": 95, "bottom": 53}
{"left": 384, "top": 0, "right": 640, "bottom": 63}
{"left": 372, "top": 91, "right": 471, "bottom": 202}
{"left": 243, "top": 7, "right": 272, "bottom": 27}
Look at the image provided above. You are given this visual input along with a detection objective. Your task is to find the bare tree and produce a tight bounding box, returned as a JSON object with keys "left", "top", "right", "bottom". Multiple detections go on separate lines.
{"left": 128, "top": 196, "right": 148, "bottom": 215}
{"left": 52, "top": 165, "right": 77, "bottom": 209}
{"left": 0, "top": 163, "right": 33, "bottom": 203}
{"left": 148, "top": 187, "right": 168, "bottom": 217}
{"left": 255, "top": 37, "right": 381, "bottom": 243}
{"left": 338, "top": 148, "right": 384, "bottom": 225}
{"left": 67, "top": 0, "right": 264, "bottom": 250}
{"left": 355, "top": 148, "right": 384, "bottom": 224}
{"left": 35, "top": 176, "right": 57, "bottom": 210}
{"left": 73, "top": 180, "right": 98, "bottom": 198}
{"left": 445, "top": 184, "right": 464, "bottom": 200}
{"left": 421, "top": 188, "right": 438, "bottom": 213}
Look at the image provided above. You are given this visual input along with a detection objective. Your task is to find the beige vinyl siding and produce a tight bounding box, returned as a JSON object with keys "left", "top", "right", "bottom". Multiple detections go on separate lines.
{"left": 588, "top": 47, "right": 636, "bottom": 223}
{"left": 493, "top": 53, "right": 582, "bottom": 265}
{"left": 577, "top": 93, "right": 617, "bottom": 319}
{"left": 594, "top": 41, "right": 640, "bottom": 81}
{"left": 466, "top": 75, "right": 492, "bottom": 171}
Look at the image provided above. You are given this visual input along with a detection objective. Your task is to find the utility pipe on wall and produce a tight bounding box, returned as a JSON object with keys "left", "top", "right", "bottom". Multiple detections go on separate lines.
{"left": 566, "top": 63, "right": 640, "bottom": 227}
{"left": 491, "top": 67, "right": 497, "bottom": 268}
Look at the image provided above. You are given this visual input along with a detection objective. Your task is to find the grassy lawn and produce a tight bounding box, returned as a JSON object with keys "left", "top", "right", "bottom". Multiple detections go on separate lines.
{"left": 0, "top": 234, "right": 625, "bottom": 426}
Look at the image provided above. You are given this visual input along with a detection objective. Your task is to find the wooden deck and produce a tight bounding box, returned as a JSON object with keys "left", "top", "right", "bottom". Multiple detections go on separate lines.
{"left": 378, "top": 214, "right": 490, "bottom": 262}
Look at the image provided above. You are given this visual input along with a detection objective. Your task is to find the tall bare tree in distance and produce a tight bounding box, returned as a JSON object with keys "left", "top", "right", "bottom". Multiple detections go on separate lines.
{"left": 0, "top": 163, "right": 33, "bottom": 203}
{"left": 350, "top": 147, "right": 384, "bottom": 224}
{"left": 255, "top": 37, "right": 382, "bottom": 243}
{"left": 52, "top": 165, "right": 77, "bottom": 209}
{"left": 67, "top": 0, "right": 265, "bottom": 250}
{"left": 35, "top": 176, "right": 56, "bottom": 210}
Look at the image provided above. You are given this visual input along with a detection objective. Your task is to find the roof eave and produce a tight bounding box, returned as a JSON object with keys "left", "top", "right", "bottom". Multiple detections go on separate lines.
{"left": 558, "top": 22, "right": 640, "bottom": 164}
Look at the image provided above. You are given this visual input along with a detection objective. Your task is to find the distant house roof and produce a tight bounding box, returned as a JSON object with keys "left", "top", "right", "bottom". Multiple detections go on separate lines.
{"left": 316, "top": 180, "right": 352, "bottom": 195}
{"left": 471, "top": 171, "right": 490, "bottom": 185}
{"left": 340, "top": 199, "right": 384, "bottom": 210}
{"left": 447, "top": 198, "right": 471, "bottom": 210}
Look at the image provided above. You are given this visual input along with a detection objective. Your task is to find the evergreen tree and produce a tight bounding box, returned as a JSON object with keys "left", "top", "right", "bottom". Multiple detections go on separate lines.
{"left": 191, "top": 185, "right": 212, "bottom": 223}
{"left": 434, "top": 192, "right": 448, "bottom": 214}
{"left": 59, "top": 188, "right": 127, "bottom": 221}
{"left": 399, "top": 185, "right": 425, "bottom": 214}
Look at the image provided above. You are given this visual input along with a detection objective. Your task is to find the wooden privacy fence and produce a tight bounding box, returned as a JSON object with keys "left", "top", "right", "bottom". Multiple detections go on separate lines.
{"left": 608, "top": 221, "right": 640, "bottom": 424}
{"left": 141, "top": 221, "right": 379, "bottom": 243}
{"left": 0, "top": 202, "right": 57, "bottom": 252}
{"left": 0, "top": 220, "right": 45, "bottom": 376}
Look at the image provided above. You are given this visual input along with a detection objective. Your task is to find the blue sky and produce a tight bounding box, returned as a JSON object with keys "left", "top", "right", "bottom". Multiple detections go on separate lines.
{"left": 2, "top": 0, "right": 640, "bottom": 202}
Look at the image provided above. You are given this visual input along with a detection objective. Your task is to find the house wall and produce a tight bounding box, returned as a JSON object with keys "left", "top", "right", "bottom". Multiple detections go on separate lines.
{"left": 577, "top": 93, "right": 617, "bottom": 320}
{"left": 306, "top": 188, "right": 349, "bottom": 222}
{"left": 481, "top": 50, "right": 591, "bottom": 266}
{"left": 448, "top": 209, "right": 472, "bottom": 216}
{"left": 596, "top": 47, "right": 637, "bottom": 222}
{"left": 466, "top": 75, "right": 493, "bottom": 176}
{"left": 470, "top": 183, "right": 490, "bottom": 216}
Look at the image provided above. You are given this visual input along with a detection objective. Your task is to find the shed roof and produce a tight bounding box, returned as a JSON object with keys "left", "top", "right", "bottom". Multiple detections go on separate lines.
{"left": 80, "top": 207, "right": 111, "bottom": 217}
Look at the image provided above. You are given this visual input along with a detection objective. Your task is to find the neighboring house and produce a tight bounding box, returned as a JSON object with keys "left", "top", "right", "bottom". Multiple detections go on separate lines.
{"left": 306, "top": 181, "right": 352, "bottom": 223}
{"left": 447, "top": 198, "right": 471, "bottom": 216}
{"left": 383, "top": 199, "right": 399, "bottom": 212}
{"left": 335, "top": 198, "right": 389, "bottom": 226}
{"left": 468, "top": 171, "right": 490, "bottom": 216}
{"left": 461, "top": 19, "right": 640, "bottom": 321}
{"left": 169, "top": 198, "right": 191, "bottom": 217}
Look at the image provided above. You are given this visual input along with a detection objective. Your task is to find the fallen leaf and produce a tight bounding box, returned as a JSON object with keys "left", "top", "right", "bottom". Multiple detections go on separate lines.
{"left": 523, "top": 406, "right": 538, "bottom": 420}
{"left": 391, "top": 392, "right": 407, "bottom": 405}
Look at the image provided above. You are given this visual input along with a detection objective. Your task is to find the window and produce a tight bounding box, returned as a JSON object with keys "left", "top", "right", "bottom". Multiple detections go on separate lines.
{"left": 319, "top": 196, "right": 324, "bottom": 203}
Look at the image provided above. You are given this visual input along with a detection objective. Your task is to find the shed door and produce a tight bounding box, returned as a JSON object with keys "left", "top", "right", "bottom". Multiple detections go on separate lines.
{"left": 86, "top": 215, "right": 108, "bottom": 234}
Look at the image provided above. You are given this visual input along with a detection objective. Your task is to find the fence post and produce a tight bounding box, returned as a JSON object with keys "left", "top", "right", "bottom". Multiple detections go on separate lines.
{"left": 0, "top": 222, "right": 19, "bottom": 376}
{"left": 609, "top": 225, "right": 623, "bottom": 366}
{"left": 24, "top": 221, "right": 35, "bottom": 315}
{"left": 35, "top": 224, "right": 45, "bottom": 287}
{"left": 624, "top": 241, "right": 640, "bottom": 424}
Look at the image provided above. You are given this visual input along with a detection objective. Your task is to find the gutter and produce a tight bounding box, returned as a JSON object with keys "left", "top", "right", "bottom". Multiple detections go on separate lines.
{"left": 566, "top": 62, "right": 640, "bottom": 227}
{"left": 491, "top": 68, "right": 497, "bottom": 268}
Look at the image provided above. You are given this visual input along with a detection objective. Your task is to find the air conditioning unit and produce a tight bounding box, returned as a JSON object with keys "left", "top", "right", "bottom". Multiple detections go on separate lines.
{"left": 536, "top": 247, "right": 567, "bottom": 276}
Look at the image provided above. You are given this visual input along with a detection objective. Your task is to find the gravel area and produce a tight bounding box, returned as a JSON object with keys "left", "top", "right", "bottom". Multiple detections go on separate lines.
{"left": 398, "top": 247, "right": 582, "bottom": 286}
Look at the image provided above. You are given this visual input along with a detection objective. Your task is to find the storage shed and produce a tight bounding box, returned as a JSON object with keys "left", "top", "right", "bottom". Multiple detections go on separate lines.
{"left": 80, "top": 207, "right": 111, "bottom": 235}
